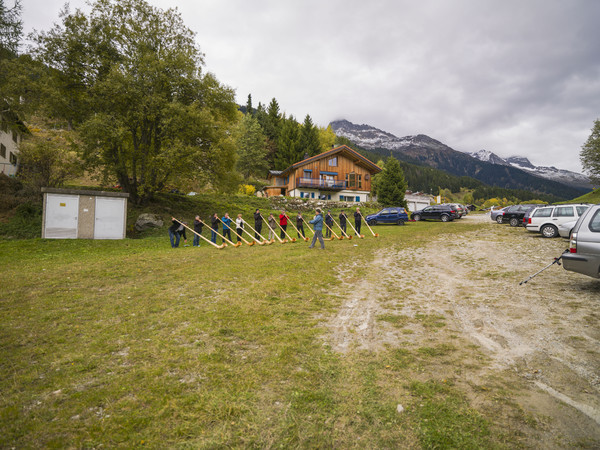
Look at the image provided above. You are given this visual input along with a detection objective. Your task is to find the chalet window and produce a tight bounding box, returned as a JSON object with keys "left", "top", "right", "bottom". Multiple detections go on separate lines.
{"left": 328, "top": 157, "right": 337, "bottom": 167}
{"left": 358, "top": 174, "right": 362, "bottom": 189}
{"left": 0, "top": 143, "right": 5, "bottom": 158}
{"left": 303, "top": 169, "right": 312, "bottom": 178}
{"left": 9, "top": 152, "right": 17, "bottom": 165}
{"left": 347, "top": 172, "right": 356, "bottom": 188}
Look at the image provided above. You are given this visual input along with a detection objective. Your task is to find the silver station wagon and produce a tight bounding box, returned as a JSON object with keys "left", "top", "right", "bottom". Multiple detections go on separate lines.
{"left": 562, "top": 204, "right": 600, "bottom": 279}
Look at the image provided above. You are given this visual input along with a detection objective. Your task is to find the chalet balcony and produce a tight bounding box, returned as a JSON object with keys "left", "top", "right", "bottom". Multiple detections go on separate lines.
{"left": 297, "top": 177, "right": 346, "bottom": 190}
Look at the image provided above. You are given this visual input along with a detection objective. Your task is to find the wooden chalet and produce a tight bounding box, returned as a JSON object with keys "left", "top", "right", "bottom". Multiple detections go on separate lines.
{"left": 265, "top": 145, "right": 382, "bottom": 202}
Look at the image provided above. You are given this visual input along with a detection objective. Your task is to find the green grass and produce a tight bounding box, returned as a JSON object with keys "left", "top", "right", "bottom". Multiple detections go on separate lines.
{"left": 0, "top": 218, "right": 527, "bottom": 447}
{"left": 567, "top": 187, "right": 600, "bottom": 204}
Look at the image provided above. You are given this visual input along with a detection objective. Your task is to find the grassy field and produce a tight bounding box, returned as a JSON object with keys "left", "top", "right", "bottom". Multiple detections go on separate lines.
{"left": 2, "top": 218, "right": 526, "bottom": 448}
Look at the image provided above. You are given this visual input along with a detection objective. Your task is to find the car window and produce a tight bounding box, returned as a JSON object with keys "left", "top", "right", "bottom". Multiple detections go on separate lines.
{"left": 553, "top": 206, "right": 574, "bottom": 217}
{"left": 576, "top": 205, "right": 589, "bottom": 216}
{"left": 381, "top": 208, "right": 391, "bottom": 214}
{"left": 533, "top": 208, "right": 553, "bottom": 218}
{"left": 589, "top": 210, "right": 600, "bottom": 232}
{"left": 423, "top": 207, "right": 432, "bottom": 212}
{"left": 389, "top": 208, "right": 399, "bottom": 214}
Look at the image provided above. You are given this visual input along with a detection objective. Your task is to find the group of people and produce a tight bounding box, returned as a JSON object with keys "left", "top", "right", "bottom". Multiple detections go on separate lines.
{"left": 168, "top": 207, "right": 365, "bottom": 249}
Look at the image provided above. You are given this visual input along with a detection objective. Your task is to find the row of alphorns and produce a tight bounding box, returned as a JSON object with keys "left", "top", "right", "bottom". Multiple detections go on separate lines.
{"left": 173, "top": 211, "right": 379, "bottom": 250}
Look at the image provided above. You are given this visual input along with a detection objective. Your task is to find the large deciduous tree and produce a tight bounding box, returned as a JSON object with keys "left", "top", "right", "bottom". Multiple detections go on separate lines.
{"left": 375, "top": 156, "right": 408, "bottom": 207}
{"left": 31, "top": 0, "right": 238, "bottom": 204}
{"left": 581, "top": 119, "right": 600, "bottom": 185}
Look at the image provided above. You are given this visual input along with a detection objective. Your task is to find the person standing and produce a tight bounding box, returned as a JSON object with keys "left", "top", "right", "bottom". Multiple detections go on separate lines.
{"left": 235, "top": 214, "right": 244, "bottom": 243}
{"left": 268, "top": 213, "right": 277, "bottom": 241}
{"left": 193, "top": 216, "right": 203, "bottom": 247}
{"left": 254, "top": 209, "right": 263, "bottom": 240}
{"left": 221, "top": 213, "right": 233, "bottom": 243}
{"left": 339, "top": 210, "right": 347, "bottom": 235}
{"left": 177, "top": 222, "right": 188, "bottom": 246}
{"left": 325, "top": 211, "right": 334, "bottom": 238}
{"left": 309, "top": 208, "right": 325, "bottom": 249}
{"left": 279, "top": 209, "right": 288, "bottom": 239}
{"left": 210, "top": 213, "right": 219, "bottom": 243}
{"left": 168, "top": 217, "right": 181, "bottom": 248}
{"left": 354, "top": 207, "right": 362, "bottom": 236}
{"left": 296, "top": 212, "right": 305, "bottom": 238}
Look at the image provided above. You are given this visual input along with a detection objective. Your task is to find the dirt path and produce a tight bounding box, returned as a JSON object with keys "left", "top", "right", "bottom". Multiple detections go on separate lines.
{"left": 327, "top": 214, "right": 600, "bottom": 445}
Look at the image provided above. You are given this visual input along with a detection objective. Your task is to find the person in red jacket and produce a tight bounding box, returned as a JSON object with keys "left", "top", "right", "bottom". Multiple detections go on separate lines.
{"left": 279, "top": 209, "right": 288, "bottom": 239}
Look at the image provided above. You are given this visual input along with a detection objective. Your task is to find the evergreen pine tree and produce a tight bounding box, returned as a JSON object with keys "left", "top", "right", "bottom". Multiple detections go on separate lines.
{"left": 298, "top": 114, "right": 321, "bottom": 157}
{"left": 376, "top": 156, "right": 408, "bottom": 207}
{"left": 275, "top": 116, "right": 302, "bottom": 169}
{"left": 234, "top": 113, "right": 268, "bottom": 178}
{"left": 245, "top": 93, "right": 253, "bottom": 116}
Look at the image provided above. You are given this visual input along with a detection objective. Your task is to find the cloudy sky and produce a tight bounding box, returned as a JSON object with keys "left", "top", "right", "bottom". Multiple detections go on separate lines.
{"left": 22, "top": 0, "right": 600, "bottom": 173}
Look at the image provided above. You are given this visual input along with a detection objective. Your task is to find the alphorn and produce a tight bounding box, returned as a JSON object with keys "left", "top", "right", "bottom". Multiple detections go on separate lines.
{"left": 243, "top": 220, "right": 271, "bottom": 245}
{"left": 358, "top": 212, "right": 379, "bottom": 237}
{"left": 284, "top": 214, "right": 308, "bottom": 241}
{"left": 273, "top": 215, "right": 296, "bottom": 242}
{"left": 220, "top": 218, "right": 254, "bottom": 246}
{"left": 346, "top": 218, "right": 364, "bottom": 238}
{"left": 239, "top": 223, "right": 265, "bottom": 245}
{"left": 207, "top": 219, "right": 241, "bottom": 247}
{"left": 301, "top": 217, "right": 316, "bottom": 236}
{"left": 173, "top": 218, "right": 226, "bottom": 249}
{"left": 324, "top": 222, "right": 341, "bottom": 240}
{"left": 260, "top": 214, "right": 285, "bottom": 243}
{"left": 333, "top": 216, "right": 352, "bottom": 239}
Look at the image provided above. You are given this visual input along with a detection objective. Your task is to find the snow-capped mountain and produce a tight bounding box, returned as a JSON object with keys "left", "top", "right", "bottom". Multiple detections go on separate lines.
{"left": 467, "top": 150, "right": 591, "bottom": 190}
{"left": 330, "top": 119, "right": 592, "bottom": 198}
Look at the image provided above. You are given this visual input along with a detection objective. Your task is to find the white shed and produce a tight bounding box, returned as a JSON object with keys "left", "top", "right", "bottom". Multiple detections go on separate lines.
{"left": 41, "top": 187, "right": 129, "bottom": 239}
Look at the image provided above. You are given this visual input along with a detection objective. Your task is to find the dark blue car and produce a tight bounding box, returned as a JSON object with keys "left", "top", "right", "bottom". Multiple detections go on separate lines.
{"left": 365, "top": 207, "right": 409, "bottom": 225}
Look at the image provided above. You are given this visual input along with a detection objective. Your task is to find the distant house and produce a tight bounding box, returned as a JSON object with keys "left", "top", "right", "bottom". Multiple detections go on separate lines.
{"left": 404, "top": 191, "right": 434, "bottom": 212}
{"left": 265, "top": 145, "right": 382, "bottom": 202}
{"left": 0, "top": 111, "right": 27, "bottom": 177}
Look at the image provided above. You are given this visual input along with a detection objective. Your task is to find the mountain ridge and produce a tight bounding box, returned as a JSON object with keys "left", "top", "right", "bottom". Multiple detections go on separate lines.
{"left": 330, "top": 119, "right": 590, "bottom": 200}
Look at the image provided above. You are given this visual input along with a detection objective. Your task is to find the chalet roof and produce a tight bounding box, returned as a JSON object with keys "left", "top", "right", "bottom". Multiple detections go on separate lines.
{"left": 273, "top": 145, "right": 382, "bottom": 177}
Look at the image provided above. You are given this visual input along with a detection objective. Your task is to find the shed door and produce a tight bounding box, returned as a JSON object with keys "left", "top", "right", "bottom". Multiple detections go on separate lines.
{"left": 45, "top": 194, "right": 79, "bottom": 239}
{"left": 94, "top": 197, "right": 126, "bottom": 239}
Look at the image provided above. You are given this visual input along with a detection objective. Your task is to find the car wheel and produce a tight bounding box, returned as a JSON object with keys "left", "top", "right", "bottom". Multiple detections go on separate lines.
{"left": 509, "top": 217, "right": 519, "bottom": 227}
{"left": 541, "top": 224, "right": 558, "bottom": 238}
{"left": 397, "top": 219, "right": 405, "bottom": 225}
{"left": 368, "top": 220, "right": 377, "bottom": 226}
{"left": 496, "top": 215, "right": 503, "bottom": 224}
{"left": 413, "top": 214, "right": 421, "bottom": 221}
{"left": 441, "top": 214, "right": 450, "bottom": 222}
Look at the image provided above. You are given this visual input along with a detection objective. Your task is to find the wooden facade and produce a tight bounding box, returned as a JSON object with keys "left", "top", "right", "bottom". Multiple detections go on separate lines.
{"left": 265, "top": 145, "right": 382, "bottom": 202}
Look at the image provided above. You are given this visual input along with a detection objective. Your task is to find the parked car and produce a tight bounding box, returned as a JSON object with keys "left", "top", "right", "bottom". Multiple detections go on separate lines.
{"left": 558, "top": 220, "right": 577, "bottom": 239}
{"left": 365, "top": 207, "right": 409, "bottom": 225}
{"left": 526, "top": 204, "right": 590, "bottom": 238}
{"left": 411, "top": 205, "right": 458, "bottom": 222}
{"left": 562, "top": 204, "right": 600, "bottom": 279}
{"left": 500, "top": 204, "right": 539, "bottom": 227}
{"left": 490, "top": 206, "right": 509, "bottom": 223}
{"left": 447, "top": 203, "right": 466, "bottom": 218}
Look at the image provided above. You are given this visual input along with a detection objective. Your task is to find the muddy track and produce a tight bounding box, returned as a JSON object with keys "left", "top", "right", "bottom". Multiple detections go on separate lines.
{"left": 326, "top": 214, "right": 600, "bottom": 444}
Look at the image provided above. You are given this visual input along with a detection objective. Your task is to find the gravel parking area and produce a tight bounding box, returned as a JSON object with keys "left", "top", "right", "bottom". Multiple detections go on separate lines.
{"left": 328, "top": 213, "right": 600, "bottom": 446}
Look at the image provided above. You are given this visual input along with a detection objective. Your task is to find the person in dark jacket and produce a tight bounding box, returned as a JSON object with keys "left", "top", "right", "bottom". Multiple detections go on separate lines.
{"left": 168, "top": 217, "right": 181, "bottom": 248}
{"left": 193, "top": 215, "right": 203, "bottom": 247}
{"left": 279, "top": 209, "right": 288, "bottom": 239}
{"left": 221, "top": 212, "right": 233, "bottom": 243}
{"left": 354, "top": 207, "right": 362, "bottom": 236}
{"left": 309, "top": 208, "right": 325, "bottom": 249}
{"left": 254, "top": 209, "right": 263, "bottom": 240}
{"left": 325, "top": 211, "right": 334, "bottom": 238}
{"left": 210, "top": 213, "right": 219, "bottom": 243}
{"left": 177, "top": 222, "right": 188, "bottom": 246}
{"left": 296, "top": 213, "right": 305, "bottom": 238}
{"left": 339, "top": 210, "right": 347, "bottom": 235}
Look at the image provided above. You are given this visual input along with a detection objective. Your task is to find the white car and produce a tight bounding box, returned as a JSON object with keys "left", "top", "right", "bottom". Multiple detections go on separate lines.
{"left": 525, "top": 204, "right": 590, "bottom": 238}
